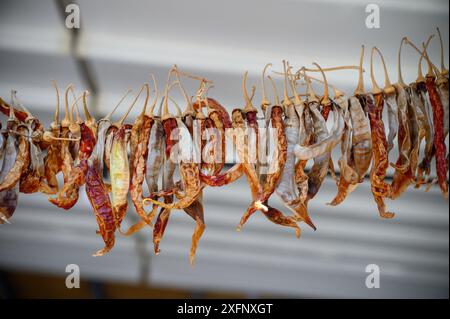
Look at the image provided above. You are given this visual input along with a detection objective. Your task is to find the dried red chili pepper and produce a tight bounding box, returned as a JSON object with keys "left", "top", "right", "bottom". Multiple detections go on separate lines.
{"left": 369, "top": 46, "right": 414, "bottom": 199}
{"left": 275, "top": 63, "right": 316, "bottom": 229}
{"left": 48, "top": 121, "right": 95, "bottom": 209}
{"left": 426, "top": 73, "right": 448, "bottom": 197}
{"left": 108, "top": 86, "right": 146, "bottom": 229}
{"left": 0, "top": 125, "right": 30, "bottom": 193}
{"left": 408, "top": 44, "right": 435, "bottom": 188}
{"left": 367, "top": 60, "right": 395, "bottom": 218}
{"left": 84, "top": 159, "right": 116, "bottom": 256}
{"left": 0, "top": 104, "right": 22, "bottom": 224}
{"left": 126, "top": 82, "right": 159, "bottom": 231}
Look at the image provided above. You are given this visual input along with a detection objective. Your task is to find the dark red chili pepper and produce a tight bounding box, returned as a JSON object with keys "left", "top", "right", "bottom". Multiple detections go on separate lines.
{"left": 84, "top": 159, "right": 116, "bottom": 256}
{"left": 426, "top": 75, "right": 448, "bottom": 198}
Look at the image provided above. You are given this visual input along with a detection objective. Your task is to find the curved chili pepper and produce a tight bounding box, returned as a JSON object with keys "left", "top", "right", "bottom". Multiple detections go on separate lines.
{"left": 426, "top": 75, "right": 448, "bottom": 197}
{"left": 198, "top": 98, "right": 241, "bottom": 186}
{"left": 304, "top": 102, "right": 333, "bottom": 201}
{"left": 435, "top": 27, "right": 449, "bottom": 159}
{"left": 237, "top": 105, "right": 288, "bottom": 230}
{"left": 152, "top": 77, "right": 207, "bottom": 263}
{"left": 145, "top": 114, "right": 202, "bottom": 210}
{"left": 43, "top": 127, "right": 64, "bottom": 194}
{"left": 202, "top": 116, "right": 222, "bottom": 175}
{"left": 367, "top": 93, "right": 394, "bottom": 218}
{"left": 406, "top": 36, "right": 448, "bottom": 197}
{"left": 0, "top": 97, "right": 31, "bottom": 124}
{"left": 128, "top": 115, "right": 154, "bottom": 223}
{"left": 153, "top": 151, "right": 176, "bottom": 255}
{"left": 0, "top": 115, "right": 21, "bottom": 224}
{"left": 411, "top": 82, "right": 434, "bottom": 187}
{"left": 110, "top": 125, "right": 130, "bottom": 228}
{"left": 104, "top": 126, "right": 116, "bottom": 171}
{"left": 0, "top": 126, "right": 30, "bottom": 193}
{"left": 84, "top": 159, "right": 116, "bottom": 256}
{"left": 230, "top": 103, "right": 299, "bottom": 235}
{"left": 328, "top": 95, "right": 360, "bottom": 206}
{"left": 274, "top": 63, "right": 316, "bottom": 229}
{"left": 294, "top": 103, "right": 313, "bottom": 203}
{"left": 48, "top": 123, "right": 95, "bottom": 209}
{"left": 277, "top": 106, "right": 315, "bottom": 229}
{"left": 388, "top": 85, "right": 412, "bottom": 194}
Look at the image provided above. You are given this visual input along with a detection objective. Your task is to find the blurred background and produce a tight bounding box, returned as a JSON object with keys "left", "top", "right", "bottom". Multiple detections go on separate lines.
{"left": 0, "top": 0, "right": 448, "bottom": 298}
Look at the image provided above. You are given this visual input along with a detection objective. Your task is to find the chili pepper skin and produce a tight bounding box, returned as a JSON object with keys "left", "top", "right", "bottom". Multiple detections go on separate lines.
{"left": 145, "top": 119, "right": 165, "bottom": 208}
{"left": 110, "top": 125, "right": 130, "bottom": 229}
{"left": 104, "top": 126, "right": 117, "bottom": 172}
{"left": 182, "top": 193, "right": 205, "bottom": 265}
{"left": 198, "top": 105, "right": 247, "bottom": 187}
{"left": 306, "top": 102, "right": 332, "bottom": 201}
{"left": 262, "top": 202, "right": 301, "bottom": 238}
{"left": 208, "top": 110, "right": 227, "bottom": 174}
{"left": 48, "top": 163, "right": 85, "bottom": 210}
{"left": 384, "top": 92, "right": 399, "bottom": 155}
{"left": 198, "top": 100, "right": 243, "bottom": 186}
{"left": 200, "top": 163, "right": 243, "bottom": 187}
{"left": 156, "top": 111, "right": 207, "bottom": 263}
{"left": 294, "top": 104, "right": 312, "bottom": 206}
{"left": 0, "top": 126, "right": 30, "bottom": 193}
{"left": 0, "top": 183, "right": 18, "bottom": 224}
{"left": 59, "top": 128, "right": 75, "bottom": 184}
{"left": 350, "top": 96, "right": 373, "bottom": 179}
{"left": 202, "top": 117, "right": 220, "bottom": 176}
{"left": 294, "top": 103, "right": 345, "bottom": 162}
{"left": 244, "top": 110, "right": 260, "bottom": 173}
{"left": 425, "top": 76, "right": 448, "bottom": 198}
{"left": 320, "top": 101, "right": 333, "bottom": 121}
{"left": 389, "top": 85, "right": 413, "bottom": 198}
{"left": 275, "top": 101, "right": 316, "bottom": 229}
{"left": 153, "top": 206, "right": 171, "bottom": 255}
{"left": 195, "top": 98, "right": 232, "bottom": 130}
{"left": 0, "top": 124, "right": 20, "bottom": 224}
{"left": 367, "top": 93, "right": 394, "bottom": 218}
{"left": 152, "top": 156, "right": 175, "bottom": 254}
{"left": 232, "top": 107, "right": 299, "bottom": 235}
{"left": 48, "top": 124, "right": 95, "bottom": 209}
{"left": 92, "top": 120, "right": 112, "bottom": 174}
{"left": 329, "top": 96, "right": 360, "bottom": 206}
{"left": 0, "top": 98, "right": 29, "bottom": 123}
{"left": 436, "top": 75, "right": 449, "bottom": 142}
{"left": 411, "top": 82, "right": 435, "bottom": 187}
{"left": 146, "top": 162, "right": 201, "bottom": 210}
{"left": 406, "top": 87, "right": 421, "bottom": 180}
{"left": 84, "top": 159, "right": 116, "bottom": 256}
{"left": 238, "top": 106, "right": 287, "bottom": 229}
{"left": 19, "top": 121, "right": 53, "bottom": 194}
{"left": 145, "top": 118, "right": 202, "bottom": 210}
{"left": 43, "top": 127, "right": 63, "bottom": 194}
{"left": 128, "top": 116, "right": 154, "bottom": 229}
{"left": 78, "top": 123, "right": 96, "bottom": 158}
{"left": 123, "top": 118, "right": 164, "bottom": 238}
{"left": 389, "top": 86, "right": 421, "bottom": 199}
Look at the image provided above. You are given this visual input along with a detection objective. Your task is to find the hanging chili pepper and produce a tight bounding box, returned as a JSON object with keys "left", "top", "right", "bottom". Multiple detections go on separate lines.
{"left": 274, "top": 61, "right": 316, "bottom": 229}
{"left": 127, "top": 81, "right": 158, "bottom": 231}
{"left": 413, "top": 37, "right": 449, "bottom": 198}
{"left": 48, "top": 92, "right": 96, "bottom": 210}
{"left": 367, "top": 48, "right": 394, "bottom": 218}
{"left": 109, "top": 85, "right": 146, "bottom": 229}
{"left": 84, "top": 158, "right": 116, "bottom": 257}
{"left": 0, "top": 100, "right": 22, "bottom": 224}
{"left": 0, "top": 124, "right": 30, "bottom": 193}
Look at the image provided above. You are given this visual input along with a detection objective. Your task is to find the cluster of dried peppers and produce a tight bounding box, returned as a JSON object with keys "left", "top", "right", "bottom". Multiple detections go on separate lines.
{"left": 0, "top": 30, "right": 448, "bottom": 264}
